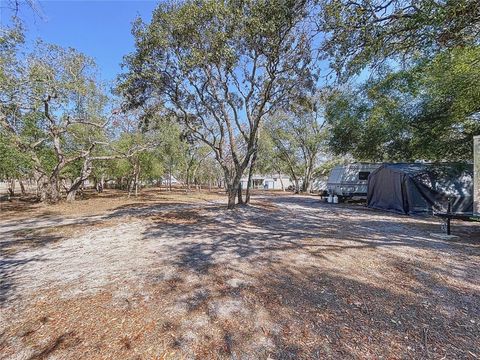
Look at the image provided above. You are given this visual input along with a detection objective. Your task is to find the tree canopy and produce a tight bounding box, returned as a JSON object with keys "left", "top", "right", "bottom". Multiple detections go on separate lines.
{"left": 317, "top": 0, "right": 480, "bottom": 78}
{"left": 326, "top": 46, "right": 480, "bottom": 161}
{"left": 317, "top": 0, "right": 480, "bottom": 162}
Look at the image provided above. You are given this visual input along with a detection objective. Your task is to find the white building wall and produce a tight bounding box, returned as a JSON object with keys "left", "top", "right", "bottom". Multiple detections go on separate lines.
{"left": 240, "top": 174, "right": 292, "bottom": 190}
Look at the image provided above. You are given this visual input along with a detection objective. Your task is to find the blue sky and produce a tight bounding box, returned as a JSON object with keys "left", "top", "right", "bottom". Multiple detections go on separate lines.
{"left": 0, "top": 0, "right": 158, "bottom": 83}
{"left": 0, "top": 0, "right": 349, "bottom": 91}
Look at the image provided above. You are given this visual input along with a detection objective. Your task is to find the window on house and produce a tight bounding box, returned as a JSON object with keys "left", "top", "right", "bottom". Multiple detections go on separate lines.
{"left": 358, "top": 171, "right": 370, "bottom": 180}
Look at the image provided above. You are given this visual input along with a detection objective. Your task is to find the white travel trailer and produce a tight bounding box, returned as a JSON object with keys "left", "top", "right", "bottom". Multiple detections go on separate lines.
{"left": 327, "top": 163, "right": 381, "bottom": 199}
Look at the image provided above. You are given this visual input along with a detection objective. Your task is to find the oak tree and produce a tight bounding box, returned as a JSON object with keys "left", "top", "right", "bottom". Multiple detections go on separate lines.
{"left": 119, "top": 0, "right": 317, "bottom": 208}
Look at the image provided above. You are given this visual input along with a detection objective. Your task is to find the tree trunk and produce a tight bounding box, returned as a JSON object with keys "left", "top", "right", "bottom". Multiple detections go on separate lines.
{"left": 302, "top": 156, "right": 315, "bottom": 193}
{"left": 135, "top": 163, "right": 140, "bottom": 197}
{"left": 36, "top": 176, "right": 47, "bottom": 201}
{"left": 302, "top": 177, "right": 310, "bottom": 193}
{"left": 224, "top": 166, "right": 245, "bottom": 209}
{"left": 128, "top": 175, "right": 136, "bottom": 197}
{"left": 294, "top": 177, "right": 300, "bottom": 194}
{"left": 34, "top": 170, "right": 46, "bottom": 200}
{"left": 245, "top": 150, "right": 257, "bottom": 204}
{"left": 35, "top": 179, "right": 40, "bottom": 199}
{"left": 47, "top": 175, "right": 62, "bottom": 203}
{"left": 186, "top": 167, "right": 190, "bottom": 191}
{"left": 278, "top": 172, "right": 285, "bottom": 191}
{"left": 8, "top": 179, "right": 15, "bottom": 197}
{"left": 191, "top": 167, "right": 199, "bottom": 192}
{"left": 66, "top": 181, "right": 82, "bottom": 202}
{"left": 237, "top": 181, "right": 244, "bottom": 205}
{"left": 227, "top": 182, "right": 237, "bottom": 209}
{"left": 96, "top": 175, "right": 105, "bottom": 193}
{"left": 39, "top": 184, "right": 48, "bottom": 202}
{"left": 128, "top": 159, "right": 140, "bottom": 198}
{"left": 168, "top": 160, "right": 172, "bottom": 191}
{"left": 66, "top": 158, "right": 92, "bottom": 202}
{"left": 19, "top": 180, "right": 26, "bottom": 195}
{"left": 186, "top": 162, "right": 195, "bottom": 192}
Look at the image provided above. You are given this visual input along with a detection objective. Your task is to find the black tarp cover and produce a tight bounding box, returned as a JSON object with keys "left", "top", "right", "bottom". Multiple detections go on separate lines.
{"left": 367, "top": 163, "right": 473, "bottom": 215}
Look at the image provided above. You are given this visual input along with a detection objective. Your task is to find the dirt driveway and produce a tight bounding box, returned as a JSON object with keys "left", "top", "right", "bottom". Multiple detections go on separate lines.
{"left": 1, "top": 193, "right": 479, "bottom": 359}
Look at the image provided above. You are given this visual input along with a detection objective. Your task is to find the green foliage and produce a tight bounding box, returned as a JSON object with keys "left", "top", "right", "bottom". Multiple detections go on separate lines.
{"left": 0, "top": 133, "right": 31, "bottom": 178}
{"left": 0, "top": 25, "right": 117, "bottom": 200}
{"left": 263, "top": 96, "right": 327, "bottom": 190}
{"left": 326, "top": 46, "right": 480, "bottom": 161}
{"left": 313, "top": 157, "right": 344, "bottom": 177}
{"left": 0, "top": 23, "right": 24, "bottom": 89}
{"left": 194, "top": 155, "right": 223, "bottom": 185}
{"left": 255, "top": 129, "right": 285, "bottom": 175}
{"left": 317, "top": 0, "right": 480, "bottom": 78}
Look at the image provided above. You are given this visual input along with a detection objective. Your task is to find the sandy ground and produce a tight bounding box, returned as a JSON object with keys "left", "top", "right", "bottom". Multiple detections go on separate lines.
{"left": 0, "top": 190, "right": 479, "bottom": 359}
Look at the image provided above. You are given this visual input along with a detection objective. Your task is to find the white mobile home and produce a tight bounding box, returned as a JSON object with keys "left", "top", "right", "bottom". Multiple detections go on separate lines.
{"left": 240, "top": 174, "right": 292, "bottom": 191}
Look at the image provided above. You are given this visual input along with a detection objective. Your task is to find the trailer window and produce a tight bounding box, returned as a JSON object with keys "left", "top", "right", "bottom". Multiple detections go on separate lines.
{"left": 358, "top": 171, "right": 370, "bottom": 180}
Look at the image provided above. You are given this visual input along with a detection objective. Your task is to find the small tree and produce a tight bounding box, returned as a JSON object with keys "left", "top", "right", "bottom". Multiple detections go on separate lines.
{"left": 264, "top": 97, "right": 327, "bottom": 193}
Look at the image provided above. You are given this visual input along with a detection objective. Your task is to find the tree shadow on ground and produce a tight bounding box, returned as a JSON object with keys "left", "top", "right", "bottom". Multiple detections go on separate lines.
{"left": 109, "top": 201, "right": 198, "bottom": 219}
{"left": 0, "top": 230, "right": 72, "bottom": 305}
{"left": 0, "top": 256, "right": 46, "bottom": 305}
{"left": 0, "top": 196, "right": 43, "bottom": 218}
{"left": 136, "top": 261, "right": 478, "bottom": 358}
{"left": 26, "top": 331, "right": 81, "bottom": 360}
{"left": 140, "top": 196, "right": 479, "bottom": 281}
{"left": 1, "top": 194, "right": 478, "bottom": 358}
{"left": 124, "top": 195, "right": 479, "bottom": 357}
{"left": 2, "top": 261, "right": 477, "bottom": 358}
{"left": 250, "top": 266, "right": 478, "bottom": 359}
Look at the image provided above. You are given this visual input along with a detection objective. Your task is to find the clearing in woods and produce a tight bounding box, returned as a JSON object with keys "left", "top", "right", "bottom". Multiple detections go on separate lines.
{"left": 0, "top": 189, "right": 479, "bottom": 359}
